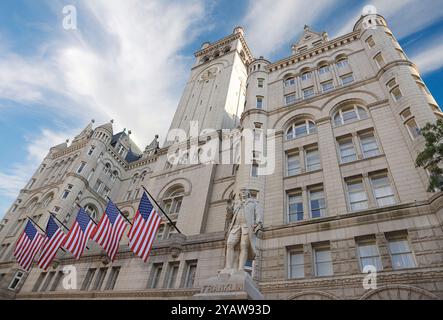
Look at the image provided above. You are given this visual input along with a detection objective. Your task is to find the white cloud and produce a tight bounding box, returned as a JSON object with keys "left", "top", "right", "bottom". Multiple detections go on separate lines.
{"left": 410, "top": 34, "right": 443, "bottom": 75}
{"left": 242, "top": 0, "right": 342, "bottom": 58}
{"left": 0, "top": 128, "right": 79, "bottom": 218}
{"left": 0, "top": 0, "right": 208, "bottom": 146}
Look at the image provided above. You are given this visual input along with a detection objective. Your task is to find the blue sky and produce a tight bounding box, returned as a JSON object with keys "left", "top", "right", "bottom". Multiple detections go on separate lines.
{"left": 0, "top": 0, "right": 442, "bottom": 218}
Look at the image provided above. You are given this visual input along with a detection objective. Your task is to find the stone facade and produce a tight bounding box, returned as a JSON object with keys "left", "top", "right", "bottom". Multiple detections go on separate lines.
{"left": 0, "top": 14, "right": 442, "bottom": 300}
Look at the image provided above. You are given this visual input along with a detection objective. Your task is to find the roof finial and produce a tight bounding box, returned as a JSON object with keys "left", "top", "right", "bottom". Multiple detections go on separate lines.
{"left": 110, "top": 119, "right": 114, "bottom": 124}
{"left": 91, "top": 119, "right": 95, "bottom": 124}
{"left": 304, "top": 24, "right": 309, "bottom": 30}
{"left": 128, "top": 130, "right": 132, "bottom": 135}
{"left": 66, "top": 139, "right": 69, "bottom": 144}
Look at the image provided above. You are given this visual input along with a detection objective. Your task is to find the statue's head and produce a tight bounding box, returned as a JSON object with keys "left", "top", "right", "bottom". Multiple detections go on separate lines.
{"left": 239, "top": 189, "right": 251, "bottom": 201}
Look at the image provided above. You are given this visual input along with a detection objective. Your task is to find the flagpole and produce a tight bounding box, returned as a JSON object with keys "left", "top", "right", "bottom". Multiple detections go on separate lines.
{"left": 106, "top": 196, "right": 133, "bottom": 226}
{"left": 141, "top": 185, "right": 182, "bottom": 234}
{"left": 39, "top": 212, "right": 69, "bottom": 253}
{"left": 75, "top": 202, "right": 98, "bottom": 225}
{"left": 27, "top": 216, "right": 46, "bottom": 233}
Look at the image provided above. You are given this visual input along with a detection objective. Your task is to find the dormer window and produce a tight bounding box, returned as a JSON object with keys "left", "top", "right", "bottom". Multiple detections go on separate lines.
{"left": 117, "top": 144, "right": 125, "bottom": 156}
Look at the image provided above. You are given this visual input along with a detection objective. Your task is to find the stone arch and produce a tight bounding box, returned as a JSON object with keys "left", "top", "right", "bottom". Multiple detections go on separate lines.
{"left": 79, "top": 197, "right": 104, "bottom": 220}
{"left": 327, "top": 97, "right": 372, "bottom": 119}
{"left": 120, "top": 206, "right": 135, "bottom": 220}
{"left": 288, "top": 290, "right": 339, "bottom": 300}
{"left": 272, "top": 108, "right": 322, "bottom": 131}
{"left": 157, "top": 178, "right": 192, "bottom": 199}
{"left": 321, "top": 91, "right": 380, "bottom": 116}
{"left": 221, "top": 182, "right": 236, "bottom": 201}
{"left": 40, "top": 192, "right": 55, "bottom": 208}
{"left": 359, "top": 285, "right": 438, "bottom": 300}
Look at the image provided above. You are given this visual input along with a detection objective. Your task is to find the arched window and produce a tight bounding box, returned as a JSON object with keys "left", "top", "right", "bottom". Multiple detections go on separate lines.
{"left": 333, "top": 105, "right": 368, "bottom": 126}
{"left": 132, "top": 173, "right": 139, "bottom": 184}
{"left": 162, "top": 186, "right": 185, "bottom": 215}
{"left": 336, "top": 56, "right": 349, "bottom": 68}
{"left": 318, "top": 62, "right": 330, "bottom": 74}
{"left": 104, "top": 163, "right": 111, "bottom": 175}
{"left": 286, "top": 119, "right": 317, "bottom": 140}
{"left": 284, "top": 74, "right": 296, "bottom": 87}
{"left": 85, "top": 204, "right": 97, "bottom": 220}
{"left": 41, "top": 194, "right": 54, "bottom": 208}
{"left": 300, "top": 69, "right": 311, "bottom": 81}
{"left": 26, "top": 198, "right": 39, "bottom": 213}
{"left": 111, "top": 170, "right": 118, "bottom": 182}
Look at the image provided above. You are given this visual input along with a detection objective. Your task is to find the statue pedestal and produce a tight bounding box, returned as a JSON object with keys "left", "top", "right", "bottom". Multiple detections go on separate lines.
{"left": 193, "top": 270, "right": 263, "bottom": 300}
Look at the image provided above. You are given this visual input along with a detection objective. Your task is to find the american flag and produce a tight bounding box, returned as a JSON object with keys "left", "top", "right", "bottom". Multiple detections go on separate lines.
{"left": 92, "top": 200, "right": 128, "bottom": 261}
{"left": 128, "top": 192, "right": 162, "bottom": 262}
{"left": 38, "top": 216, "right": 66, "bottom": 270}
{"left": 14, "top": 220, "right": 45, "bottom": 271}
{"left": 62, "top": 208, "right": 95, "bottom": 259}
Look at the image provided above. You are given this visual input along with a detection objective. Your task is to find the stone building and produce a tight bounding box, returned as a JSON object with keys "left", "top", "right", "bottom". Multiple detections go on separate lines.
{"left": 0, "top": 14, "right": 442, "bottom": 300}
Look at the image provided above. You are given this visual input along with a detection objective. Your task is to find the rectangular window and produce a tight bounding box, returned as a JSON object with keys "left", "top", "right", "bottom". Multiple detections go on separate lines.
{"left": 309, "top": 188, "right": 326, "bottom": 218}
{"left": 287, "top": 152, "right": 301, "bottom": 176}
{"left": 0, "top": 244, "right": 10, "bottom": 261}
{"left": 357, "top": 240, "right": 382, "bottom": 271}
{"left": 288, "top": 250, "right": 304, "bottom": 278}
{"left": 390, "top": 86, "right": 402, "bottom": 101}
{"left": 125, "top": 191, "right": 132, "bottom": 201}
{"left": 39, "top": 164, "right": 46, "bottom": 173}
{"left": 288, "top": 192, "right": 303, "bottom": 222}
{"left": 103, "top": 187, "right": 110, "bottom": 199}
{"left": 302, "top": 87, "right": 314, "bottom": 99}
{"left": 184, "top": 261, "right": 197, "bottom": 288}
{"left": 105, "top": 267, "right": 120, "bottom": 290}
{"left": 8, "top": 271, "right": 24, "bottom": 291}
{"left": 341, "top": 73, "right": 354, "bottom": 85}
{"left": 256, "top": 96, "right": 263, "bottom": 109}
{"left": 370, "top": 173, "right": 396, "bottom": 206}
{"left": 400, "top": 108, "right": 412, "bottom": 121}
{"left": 387, "top": 236, "right": 416, "bottom": 270}
{"left": 285, "top": 93, "right": 297, "bottom": 105}
{"left": 251, "top": 162, "right": 259, "bottom": 177}
{"left": 92, "top": 268, "right": 107, "bottom": 291}
{"left": 284, "top": 77, "right": 295, "bottom": 87}
{"left": 149, "top": 264, "right": 163, "bottom": 289}
{"left": 61, "top": 184, "right": 73, "bottom": 199}
{"left": 374, "top": 52, "right": 385, "bottom": 68}
{"left": 93, "top": 180, "right": 103, "bottom": 193}
{"left": 314, "top": 246, "right": 333, "bottom": 277}
{"left": 156, "top": 224, "right": 165, "bottom": 241}
{"left": 406, "top": 118, "right": 421, "bottom": 140}
{"left": 321, "top": 81, "right": 334, "bottom": 92}
{"left": 77, "top": 162, "right": 86, "bottom": 174}
{"left": 338, "top": 138, "right": 357, "bottom": 163}
{"left": 360, "top": 133, "right": 380, "bottom": 158}
{"left": 386, "top": 78, "right": 397, "bottom": 89}
{"left": 87, "top": 146, "right": 96, "bottom": 156}
{"left": 305, "top": 148, "right": 321, "bottom": 172}
{"left": 81, "top": 268, "right": 96, "bottom": 291}
{"left": 366, "top": 36, "right": 375, "bottom": 48}
{"left": 166, "top": 263, "right": 179, "bottom": 289}
{"left": 257, "top": 78, "right": 264, "bottom": 88}
{"left": 347, "top": 179, "right": 368, "bottom": 211}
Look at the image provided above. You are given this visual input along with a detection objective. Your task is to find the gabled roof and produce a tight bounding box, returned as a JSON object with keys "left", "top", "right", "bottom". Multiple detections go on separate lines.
{"left": 291, "top": 25, "right": 328, "bottom": 54}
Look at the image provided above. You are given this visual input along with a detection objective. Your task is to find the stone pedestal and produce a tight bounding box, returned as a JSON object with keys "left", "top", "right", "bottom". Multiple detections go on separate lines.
{"left": 194, "top": 271, "right": 263, "bottom": 300}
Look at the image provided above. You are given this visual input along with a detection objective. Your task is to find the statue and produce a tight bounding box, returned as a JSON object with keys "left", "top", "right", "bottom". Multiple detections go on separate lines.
{"left": 223, "top": 189, "right": 263, "bottom": 273}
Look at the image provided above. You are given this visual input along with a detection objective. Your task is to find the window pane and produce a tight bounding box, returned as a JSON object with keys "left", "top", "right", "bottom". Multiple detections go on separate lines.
{"left": 306, "top": 149, "right": 321, "bottom": 171}
{"left": 360, "top": 134, "right": 379, "bottom": 158}
{"left": 342, "top": 109, "right": 358, "bottom": 122}
{"left": 288, "top": 194, "right": 303, "bottom": 222}
{"left": 310, "top": 190, "right": 326, "bottom": 218}
{"left": 391, "top": 253, "right": 416, "bottom": 269}
{"left": 315, "top": 249, "right": 333, "bottom": 276}
{"left": 287, "top": 154, "right": 301, "bottom": 176}
{"left": 289, "top": 252, "right": 304, "bottom": 278}
{"left": 339, "top": 139, "right": 357, "bottom": 162}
